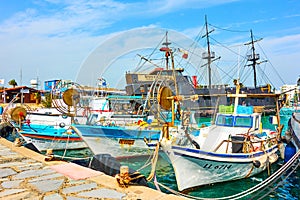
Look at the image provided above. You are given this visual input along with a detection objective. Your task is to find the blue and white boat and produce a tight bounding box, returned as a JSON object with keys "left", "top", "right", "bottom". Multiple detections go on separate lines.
{"left": 289, "top": 112, "right": 300, "bottom": 150}
{"left": 18, "top": 123, "right": 87, "bottom": 152}
{"left": 281, "top": 110, "right": 300, "bottom": 164}
{"left": 159, "top": 83, "right": 282, "bottom": 191}
{"left": 72, "top": 124, "right": 161, "bottom": 158}
{"left": 71, "top": 94, "right": 162, "bottom": 158}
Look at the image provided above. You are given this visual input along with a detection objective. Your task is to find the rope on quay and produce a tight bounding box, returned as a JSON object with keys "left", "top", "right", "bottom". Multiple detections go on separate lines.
{"left": 152, "top": 150, "right": 300, "bottom": 200}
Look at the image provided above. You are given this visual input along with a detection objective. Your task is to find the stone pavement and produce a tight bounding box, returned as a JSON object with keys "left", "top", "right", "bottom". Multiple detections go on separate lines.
{"left": 0, "top": 138, "right": 186, "bottom": 200}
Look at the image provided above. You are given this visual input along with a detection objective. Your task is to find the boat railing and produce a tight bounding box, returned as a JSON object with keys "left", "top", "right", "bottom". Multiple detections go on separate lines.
{"left": 213, "top": 136, "right": 278, "bottom": 153}
{"left": 90, "top": 116, "right": 159, "bottom": 130}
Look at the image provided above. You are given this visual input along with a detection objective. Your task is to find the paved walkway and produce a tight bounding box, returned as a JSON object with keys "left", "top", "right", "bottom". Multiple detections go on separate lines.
{"left": 0, "top": 138, "right": 186, "bottom": 200}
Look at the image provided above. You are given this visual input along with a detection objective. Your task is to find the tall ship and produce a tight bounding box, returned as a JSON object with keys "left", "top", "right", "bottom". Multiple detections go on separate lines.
{"left": 125, "top": 17, "right": 277, "bottom": 117}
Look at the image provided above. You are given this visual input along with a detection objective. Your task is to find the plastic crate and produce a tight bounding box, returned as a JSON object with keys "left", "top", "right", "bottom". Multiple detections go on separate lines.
{"left": 253, "top": 106, "right": 264, "bottom": 113}
{"left": 219, "top": 105, "right": 234, "bottom": 114}
{"left": 236, "top": 105, "right": 253, "bottom": 114}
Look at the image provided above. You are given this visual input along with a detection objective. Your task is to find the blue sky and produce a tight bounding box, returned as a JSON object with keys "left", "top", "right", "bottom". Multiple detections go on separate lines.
{"left": 0, "top": 0, "right": 299, "bottom": 90}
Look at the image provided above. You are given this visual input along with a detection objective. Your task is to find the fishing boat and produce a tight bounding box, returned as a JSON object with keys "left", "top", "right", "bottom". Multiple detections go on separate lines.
{"left": 71, "top": 94, "right": 162, "bottom": 158}
{"left": 15, "top": 90, "right": 127, "bottom": 152}
{"left": 25, "top": 107, "right": 74, "bottom": 126}
{"left": 281, "top": 83, "right": 300, "bottom": 162}
{"left": 2, "top": 104, "right": 88, "bottom": 152}
{"left": 18, "top": 123, "right": 87, "bottom": 152}
{"left": 281, "top": 112, "right": 300, "bottom": 165}
{"left": 288, "top": 112, "right": 300, "bottom": 150}
{"left": 158, "top": 81, "right": 282, "bottom": 191}
{"left": 72, "top": 26, "right": 278, "bottom": 159}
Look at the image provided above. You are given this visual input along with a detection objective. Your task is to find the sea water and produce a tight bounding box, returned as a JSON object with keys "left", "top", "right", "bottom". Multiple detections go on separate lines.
{"left": 10, "top": 115, "right": 299, "bottom": 199}
{"left": 120, "top": 154, "right": 299, "bottom": 200}
{"left": 60, "top": 116, "right": 299, "bottom": 199}
{"left": 59, "top": 147, "right": 299, "bottom": 199}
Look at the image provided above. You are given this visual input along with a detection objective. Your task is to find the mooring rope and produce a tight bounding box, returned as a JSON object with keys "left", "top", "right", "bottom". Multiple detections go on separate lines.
{"left": 146, "top": 142, "right": 160, "bottom": 181}
{"left": 136, "top": 148, "right": 156, "bottom": 172}
{"left": 62, "top": 134, "right": 70, "bottom": 159}
{"left": 252, "top": 159, "right": 299, "bottom": 200}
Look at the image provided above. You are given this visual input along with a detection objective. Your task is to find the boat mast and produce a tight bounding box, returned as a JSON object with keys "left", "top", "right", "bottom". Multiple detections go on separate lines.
{"left": 160, "top": 31, "right": 179, "bottom": 95}
{"left": 162, "top": 31, "right": 171, "bottom": 70}
{"left": 245, "top": 30, "right": 266, "bottom": 88}
{"left": 202, "top": 15, "right": 215, "bottom": 89}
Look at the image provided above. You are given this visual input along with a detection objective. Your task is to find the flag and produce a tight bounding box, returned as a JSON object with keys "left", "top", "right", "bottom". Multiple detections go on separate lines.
{"left": 178, "top": 48, "right": 188, "bottom": 59}
{"left": 0, "top": 79, "right": 4, "bottom": 85}
{"left": 182, "top": 51, "right": 188, "bottom": 59}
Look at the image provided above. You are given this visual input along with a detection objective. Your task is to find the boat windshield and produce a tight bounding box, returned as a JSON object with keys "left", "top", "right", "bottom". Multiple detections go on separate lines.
{"left": 216, "top": 114, "right": 253, "bottom": 128}
{"left": 86, "top": 114, "right": 99, "bottom": 125}
{"left": 216, "top": 115, "right": 234, "bottom": 126}
{"left": 235, "top": 116, "right": 253, "bottom": 127}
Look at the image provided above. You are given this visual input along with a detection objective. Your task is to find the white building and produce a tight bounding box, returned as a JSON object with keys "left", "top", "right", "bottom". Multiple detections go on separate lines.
{"left": 280, "top": 84, "right": 298, "bottom": 106}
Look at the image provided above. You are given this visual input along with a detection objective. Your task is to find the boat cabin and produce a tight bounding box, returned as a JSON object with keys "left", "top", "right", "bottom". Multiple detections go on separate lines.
{"left": 215, "top": 113, "right": 260, "bottom": 131}
{"left": 215, "top": 105, "right": 261, "bottom": 130}
{"left": 85, "top": 95, "right": 147, "bottom": 126}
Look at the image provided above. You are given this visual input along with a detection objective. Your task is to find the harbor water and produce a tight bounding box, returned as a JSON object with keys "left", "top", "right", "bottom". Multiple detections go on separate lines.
{"left": 49, "top": 116, "right": 299, "bottom": 200}
{"left": 6, "top": 116, "right": 299, "bottom": 199}
{"left": 53, "top": 146, "right": 299, "bottom": 200}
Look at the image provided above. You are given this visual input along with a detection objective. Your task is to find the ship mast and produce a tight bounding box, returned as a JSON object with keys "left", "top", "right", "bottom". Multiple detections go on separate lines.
{"left": 162, "top": 31, "right": 171, "bottom": 70}
{"left": 245, "top": 29, "right": 266, "bottom": 88}
{"left": 202, "top": 15, "right": 215, "bottom": 89}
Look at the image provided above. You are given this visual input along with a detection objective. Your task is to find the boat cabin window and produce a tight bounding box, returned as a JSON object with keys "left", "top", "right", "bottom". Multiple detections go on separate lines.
{"left": 234, "top": 116, "right": 253, "bottom": 128}
{"left": 254, "top": 116, "right": 259, "bottom": 130}
{"left": 86, "top": 114, "right": 99, "bottom": 125}
{"left": 216, "top": 114, "right": 253, "bottom": 128}
{"left": 216, "top": 115, "right": 234, "bottom": 126}
{"left": 109, "top": 97, "right": 144, "bottom": 115}
{"left": 159, "top": 70, "right": 182, "bottom": 76}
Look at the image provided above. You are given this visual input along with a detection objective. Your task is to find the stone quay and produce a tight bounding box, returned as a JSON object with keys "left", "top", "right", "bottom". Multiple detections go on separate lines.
{"left": 0, "top": 138, "right": 186, "bottom": 200}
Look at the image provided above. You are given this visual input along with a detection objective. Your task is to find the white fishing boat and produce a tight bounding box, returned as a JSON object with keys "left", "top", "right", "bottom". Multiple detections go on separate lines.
{"left": 159, "top": 81, "right": 282, "bottom": 191}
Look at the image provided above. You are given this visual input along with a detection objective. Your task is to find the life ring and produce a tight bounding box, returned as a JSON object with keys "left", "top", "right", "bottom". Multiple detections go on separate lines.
{"left": 59, "top": 122, "right": 65, "bottom": 128}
